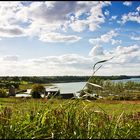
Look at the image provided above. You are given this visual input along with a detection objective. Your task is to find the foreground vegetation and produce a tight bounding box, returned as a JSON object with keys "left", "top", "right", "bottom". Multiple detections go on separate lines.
{"left": 0, "top": 98, "right": 140, "bottom": 139}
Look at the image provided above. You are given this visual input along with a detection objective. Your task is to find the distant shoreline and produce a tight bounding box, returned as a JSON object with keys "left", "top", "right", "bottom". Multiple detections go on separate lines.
{"left": 1, "top": 75, "right": 140, "bottom": 84}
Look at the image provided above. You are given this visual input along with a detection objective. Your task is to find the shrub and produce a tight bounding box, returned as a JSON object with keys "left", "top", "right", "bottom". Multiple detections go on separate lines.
{"left": 31, "top": 84, "right": 46, "bottom": 98}
{"left": 0, "top": 88, "right": 8, "bottom": 98}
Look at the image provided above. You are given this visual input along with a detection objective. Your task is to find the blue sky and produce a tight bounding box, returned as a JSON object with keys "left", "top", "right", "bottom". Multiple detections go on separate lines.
{"left": 0, "top": 1, "right": 140, "bottom": 76}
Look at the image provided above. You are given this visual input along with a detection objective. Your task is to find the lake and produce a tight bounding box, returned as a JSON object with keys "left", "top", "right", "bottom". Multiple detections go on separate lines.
{"left": 52, "top": 82, "right": 86, "bottom": 96}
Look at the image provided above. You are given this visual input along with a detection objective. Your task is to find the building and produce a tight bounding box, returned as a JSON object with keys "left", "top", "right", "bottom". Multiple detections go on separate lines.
{"left": 60, "top": 93, "right": 76, "bottom": 99}
{"left": 8, "top": 85, "right": 16, "bottom": 96}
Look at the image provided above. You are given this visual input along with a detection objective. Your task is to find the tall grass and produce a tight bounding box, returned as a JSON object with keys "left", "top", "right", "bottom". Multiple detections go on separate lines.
{"left": 0, "top": 98, "right": 140, "bottom": 139}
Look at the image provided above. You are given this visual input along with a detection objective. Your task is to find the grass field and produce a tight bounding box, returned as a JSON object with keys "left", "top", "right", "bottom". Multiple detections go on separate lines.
{"left": 0, "top": 98, "right": 140, "bottom": 139}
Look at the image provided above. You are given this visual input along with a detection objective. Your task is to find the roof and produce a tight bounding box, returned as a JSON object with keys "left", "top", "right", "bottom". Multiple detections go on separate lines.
{"left": 46, "top": 86, "right": 59, "bottom": 92}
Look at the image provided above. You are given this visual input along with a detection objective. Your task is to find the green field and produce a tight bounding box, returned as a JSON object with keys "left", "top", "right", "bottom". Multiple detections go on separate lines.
{"left": 0, "top": 98, "right": 140, "bottom": 139}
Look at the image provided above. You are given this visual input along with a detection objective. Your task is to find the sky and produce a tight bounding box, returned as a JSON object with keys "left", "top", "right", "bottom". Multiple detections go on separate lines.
{"left": 0, "top": 1, "right": 140, "bottom": 76}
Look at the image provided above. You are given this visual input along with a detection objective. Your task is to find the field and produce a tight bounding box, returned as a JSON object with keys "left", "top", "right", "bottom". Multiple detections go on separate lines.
{"left": 0, "top": 98, "right": 140, "bottom": 139}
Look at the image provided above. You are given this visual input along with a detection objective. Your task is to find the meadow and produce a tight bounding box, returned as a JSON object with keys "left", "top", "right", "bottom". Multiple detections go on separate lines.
{"left": 0, "top": 98, "right": 140, "bottom": 139}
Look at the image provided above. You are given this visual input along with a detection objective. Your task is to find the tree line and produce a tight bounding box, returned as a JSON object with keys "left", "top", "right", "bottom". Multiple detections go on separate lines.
{"left": 0, "top": 75, "right": 138, "bottom": 84}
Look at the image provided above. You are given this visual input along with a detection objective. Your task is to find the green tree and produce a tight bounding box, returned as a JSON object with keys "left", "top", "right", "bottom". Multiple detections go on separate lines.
{"left": 0, "top": 88, "right": 8, "bottom": 98}
{"left": 31, "top": 84, "right": 46, "bottom": 98}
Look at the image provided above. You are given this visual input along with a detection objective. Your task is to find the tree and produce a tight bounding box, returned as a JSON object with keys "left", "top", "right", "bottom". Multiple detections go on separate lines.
{"left": 31, "top": 84, "right": 46, "bottom": 98}
{"left": 0, "top": 88, "right": 8, "bottom": 98}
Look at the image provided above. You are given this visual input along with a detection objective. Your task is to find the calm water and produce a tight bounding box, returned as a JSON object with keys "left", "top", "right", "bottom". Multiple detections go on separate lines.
{"left": 112, "top": 78, "right": 140, "bottom": 83}
{"left": 53, "top": 82, "right": 86, "bottom": 94}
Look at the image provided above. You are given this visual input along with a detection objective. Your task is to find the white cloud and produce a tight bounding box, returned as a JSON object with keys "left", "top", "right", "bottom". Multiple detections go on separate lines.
{"left": 137, "top": 5, "right": 140, "bottom": 11}
{"left": 104, "top": 10, "right": 110, "bottom": 16}
{"left": 115, "top": 44, "right": 139, "bottom": 55}
{"left": 69, "top": 1, "right": 111, "bottom": 32}
{"left": 0, "top": 2, "right": 85, "bottom": 42}
{"left": 2, "top": 55, "right": 19, "bottom": 61}
{"left": 123, "top": 1, "right": 132, "bottom": 6}
{"left": 31, "top": 54, "right": 93, "bottom": 66}
{"left": 89, "top": 44, "right": 140, "bottom": 67}
{"left": 89, "top": 30, "right": 122, "bottom": 59}
{"left": 0, "top": 48, "right": 140, "bottom": 76}
{"left": 0, "top": 2, "right": 27, "bottom": 38}
{"left": 0, "top": 54, "right": 94, "bottom": 76}
{"left": 39, "top": 32, "right": 81, "bottom": 43}
{"left": 89, "top": 30, "right": 118, "bottom": 45}
{"left": 0, "top": 26, "right": 25, "bottom": 38}
{"left": 95, "top": 63, "right": 140, "bottom": 76}
{"left": 100, "top": 30, "right": 118, "bottom": 43}
{"left": 69, "top": 20, "right": 87, "bottom": 32}
{"left": 121, "top": 6, "right": 140, "bottom": 24}
{"left": 99, "top": 44, "right": 140, "bottom": 65}
{"left": 88, "top": 44, "right": 140, "bottom": 76}
{"left": 111, "top": 39, "right": 122, "bottom": 45}
{"left": 16, "top": 1, "right": 99, "bottom": 33}
{"left": 87, "top": 4, "right": 105, "bottom": 31}
{"left": 121, "top": 12, "right": 140, "bottom": 24}
{"left": 0, "top": 1, "right": 111, "bottom": 40}
{"left": 0, "top": 2, "right": 23, "bottom": 26}
{"left": 89, "top": 45, "right": 104, "bottom": 57}
{"left": 109, "top": 15, "right": 117, "bottom": 21}
{"left": 131, "top": 36, "right": 140, "bottom": 41}
{"left": 20, "top": 2, "right": 76, "bottom": 24}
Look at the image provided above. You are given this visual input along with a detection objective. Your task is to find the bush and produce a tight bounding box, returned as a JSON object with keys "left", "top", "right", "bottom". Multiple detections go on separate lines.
{"left": 31, "top": 84, "right": 46, "bottom": 98}
{"left": 0, "top": 88, "right": 8, "bottom": 98}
